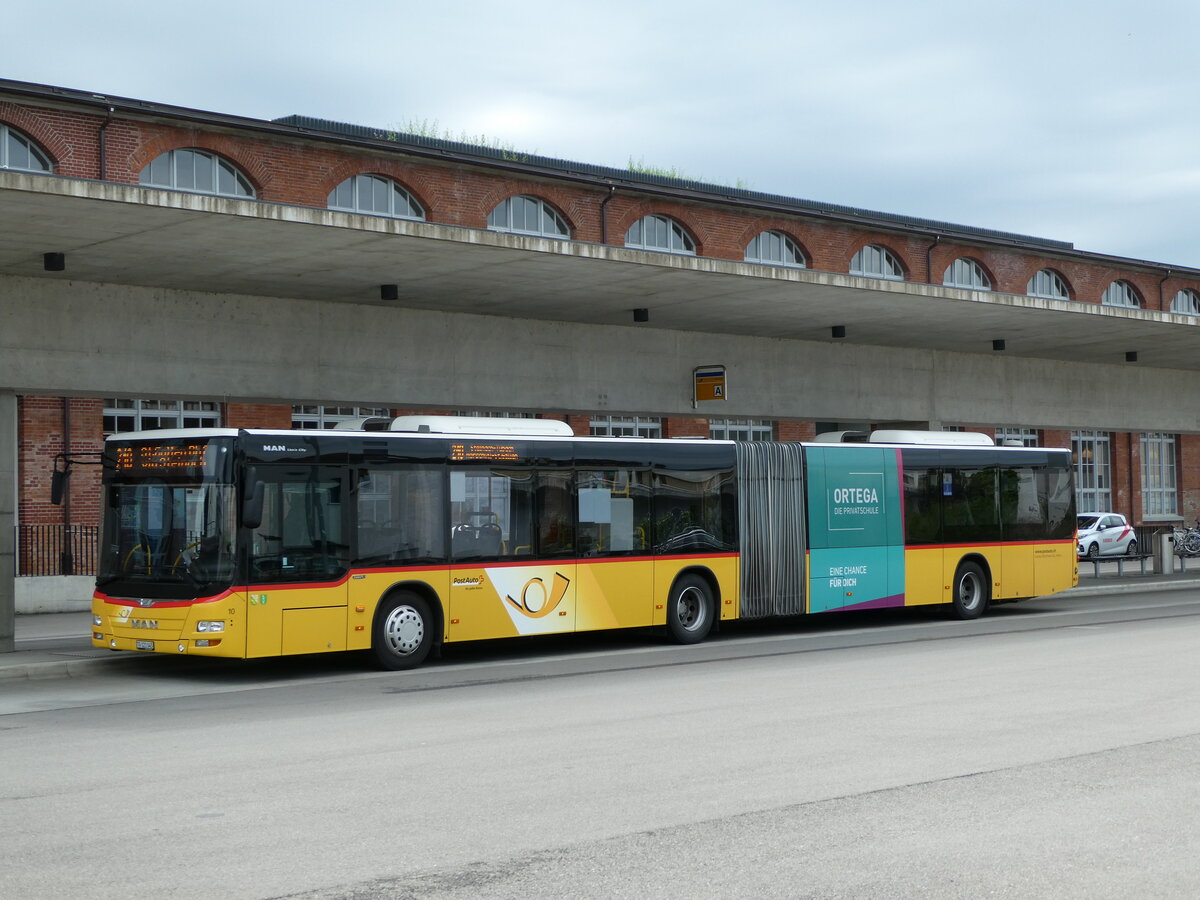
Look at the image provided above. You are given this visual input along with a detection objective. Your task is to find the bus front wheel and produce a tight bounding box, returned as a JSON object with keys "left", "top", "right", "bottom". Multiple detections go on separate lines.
{"left": 950, "top": 561, "right": 989, "bottom": 620}
{"left": 373, "top": 592, "right": 434, "bottom": 670}
{"left": 666, "top": 575, "right": 714, "bottom": 644}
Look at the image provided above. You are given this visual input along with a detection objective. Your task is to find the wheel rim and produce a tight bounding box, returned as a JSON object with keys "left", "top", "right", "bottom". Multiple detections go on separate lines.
{"left": 958, "top": 571, "right": 982, "bottom": 611}
{"left": 382, "top": 604, "right": 425, "bottom": 656}
{"left": 1088, "top": 544, "right": 1099, "bottom": 559}
{"left": 675, "top": 585, "right": 708, "bottom": 632}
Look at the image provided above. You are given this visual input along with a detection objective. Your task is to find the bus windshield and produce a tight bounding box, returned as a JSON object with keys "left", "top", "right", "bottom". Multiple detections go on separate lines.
{"left": 99, "top": 480, "right": 237, "bottom": 596}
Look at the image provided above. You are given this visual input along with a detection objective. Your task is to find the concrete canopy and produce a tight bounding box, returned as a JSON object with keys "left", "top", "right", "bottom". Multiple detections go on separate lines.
{"left": 3, "top": 171, "right": 1200, "bottom": 373}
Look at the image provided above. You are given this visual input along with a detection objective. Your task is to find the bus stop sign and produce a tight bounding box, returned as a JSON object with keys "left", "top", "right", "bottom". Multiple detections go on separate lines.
{"left": 693, "top": 366, "right": 727, "bottom": 404}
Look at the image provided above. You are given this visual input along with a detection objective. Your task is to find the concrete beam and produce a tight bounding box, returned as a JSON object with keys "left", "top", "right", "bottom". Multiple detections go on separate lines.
{"left": 4, "top": 275, "right": 1199, "bottom": 433}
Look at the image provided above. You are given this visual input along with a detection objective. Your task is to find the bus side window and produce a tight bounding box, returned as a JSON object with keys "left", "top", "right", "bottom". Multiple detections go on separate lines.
{"left": 902, "top": 467, "right": 941, "bottom": 545}
{"left": 355, "top": 467, "right": 446, "bottom": 565}
{"left": 577, "top": 470, "right": 651, "bottom": 556}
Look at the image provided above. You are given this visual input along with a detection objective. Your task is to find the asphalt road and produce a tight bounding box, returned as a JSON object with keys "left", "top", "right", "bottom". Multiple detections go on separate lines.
{"left": 3, "top": 589, "right": 1200, "bottom": 899}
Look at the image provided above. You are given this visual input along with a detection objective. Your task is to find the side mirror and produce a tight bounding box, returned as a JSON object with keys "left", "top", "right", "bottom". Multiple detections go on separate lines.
{"left": 51, "top": 469, "right": 68, "bottom": 506}
{"left": 242, "top": 469, "right": 264, "bottom": 529}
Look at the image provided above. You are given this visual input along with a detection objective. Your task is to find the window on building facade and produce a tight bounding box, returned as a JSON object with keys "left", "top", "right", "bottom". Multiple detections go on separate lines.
{"left": 1, "top": 124, "right": 51, "bottom": 172}
{"left": 1101, "top": 280, "right": 1140, "bottom": 308}
{"left": 328, "top": 174, "right": 423, "bottom": 219}
{"left": 292, "top": 405, "right": 391, "bottom": 429}
{"left": 139, "top": 148, "right": 255, "bottom": 197}
{"left": 487, "top": 195, "right": 569, "bottom": 237}
{"left": 590, "top": 415, "right": 662, "bottom": 438}
{"left": 709, "top": 418, "right": 773, "bottom": 441}
{"left": 455, "top": 410, "right": 535, "bottom": 419}
{"left": 1027, "top": 269, "right": 1069, "bottom": 300}
{"left": 1171, "top": 289, "right": 1200, "bottom": 315}
{"left": 849, "top": 244, "right": 904, "bottom": 280}
{"left": 624, "top": 215, "right": 695, "bottom": 255}
{"left": 103, "top": 399, "right": 221, "bottom": 434}
{"left": 994, "top": 426, "right": 1039, "bottom": 447}
{"left": 744, "top": 231, "right": 805, "bottom": 268}
{"left": 1141, "top": 432, "right": 1178, "bottom": 518}
{"left": 943, "top": 258, "right": 991, "bottom": 290}
{"left": 1072, "top": 430, "right": 1112, "bottom": 513}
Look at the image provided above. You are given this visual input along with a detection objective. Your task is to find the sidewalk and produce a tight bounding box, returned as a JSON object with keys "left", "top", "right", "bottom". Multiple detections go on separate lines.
{"left": 5, "top": 570, "right": 1200, "bottom": 683}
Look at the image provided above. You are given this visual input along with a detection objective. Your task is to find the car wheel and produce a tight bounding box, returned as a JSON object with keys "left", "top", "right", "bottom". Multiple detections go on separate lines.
{"left": 1086, "top": 543, "right": 1100, "bottom": 559}
{"left": 372, "top": 592, "right": 434, "bottom": 670}
{"left": 950, "top": 560, "right": 989, "bottom": 620}
{"left": 666, "top": 574, "right": 714, "bottom": 644}
{"left": 1126, "top": 540, "right": 1138, "bottom": 557}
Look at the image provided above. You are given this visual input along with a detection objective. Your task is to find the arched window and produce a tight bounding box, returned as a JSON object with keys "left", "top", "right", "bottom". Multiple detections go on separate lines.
{"left": 849, "top": 244, "right": 904, "bottom": 280}
{"left": 328, "top": 174, "right": 423, "bottom": 219}
{"left": 1171, "top": 289, "right": 1200, "bottom": 315}
{"left": 487, "top": 195, "right": 568, "bottom": 237}
{"left": 139, "top": 148, "right": 254, "bottom": 197}
{"left": 745, "top": 231, "right": 805, "bottom": 268}
{"left": 624, "top": 214, "right": 695, "bottom": 255}
{"left": 1102, "top": 280, "right": 1140, "bottom": 308}
{"left": 1027, "top": 269, "right": 1069, "bottom": 300}
{"left": 1, "top": 123, "right": 51, "bottom": 172}
{"left": 943, "top": 258, "right": 991, "bottom": 290}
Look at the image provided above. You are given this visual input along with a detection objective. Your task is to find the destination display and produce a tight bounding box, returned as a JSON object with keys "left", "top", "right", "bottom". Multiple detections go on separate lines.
{"left": 110, "top": 437, "right": 232, "bottom": 479}
{"left": 449, "top": 442, "right": 521, "bottom": 462}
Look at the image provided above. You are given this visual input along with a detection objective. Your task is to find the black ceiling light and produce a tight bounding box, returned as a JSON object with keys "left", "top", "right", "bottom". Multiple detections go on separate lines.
{"left": 633, "top": 308, "right": 649, "bottom": 323}
{"left": 43, "top": 252, "right": 65, "bottom": 272}
{"left": 831, "top": 325, "right": 846, "bottom": 339}
{"left": 380, "top": 284, "right": 399, "bottom": 301}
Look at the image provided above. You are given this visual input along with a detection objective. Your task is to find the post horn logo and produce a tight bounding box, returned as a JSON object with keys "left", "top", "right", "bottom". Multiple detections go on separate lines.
{"left": 505, "top": 572, "right": 571, "bottom": 619}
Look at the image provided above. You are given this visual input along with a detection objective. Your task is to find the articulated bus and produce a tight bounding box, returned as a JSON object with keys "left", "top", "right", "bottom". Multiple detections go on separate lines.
{"left": 90, "top": 417, "right": 1077, "bottom": 669}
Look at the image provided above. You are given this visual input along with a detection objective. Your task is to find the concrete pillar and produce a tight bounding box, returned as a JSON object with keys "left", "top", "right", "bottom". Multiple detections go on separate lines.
{"left": 0, "top": 390, "right": 14, "bottom": 652}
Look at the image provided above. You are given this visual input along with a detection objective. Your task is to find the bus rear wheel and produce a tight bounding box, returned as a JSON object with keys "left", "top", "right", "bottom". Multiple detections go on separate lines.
{"left": 373, "top": 592, "right": 434, "bottom": 670}
{"left": 666, "top": 574, "right": 714, "bottom": 644}
{"left": 950, "top": 561, "right": 989, "bottom": 620}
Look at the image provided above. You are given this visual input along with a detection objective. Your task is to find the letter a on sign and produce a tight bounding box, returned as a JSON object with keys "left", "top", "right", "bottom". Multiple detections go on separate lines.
{"left": 693, "top": 365, "right": 727, "bottom": 404}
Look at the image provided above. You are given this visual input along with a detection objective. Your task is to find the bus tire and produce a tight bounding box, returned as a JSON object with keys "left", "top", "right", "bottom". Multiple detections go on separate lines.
{"left": 950, "top": 560, "right": 989, "bottom": 620}
{"left": 666, "top": 574, "right": 714, "bottom": 644}
{"left": 372, "top": 592, "right": 434, "bottom": 670}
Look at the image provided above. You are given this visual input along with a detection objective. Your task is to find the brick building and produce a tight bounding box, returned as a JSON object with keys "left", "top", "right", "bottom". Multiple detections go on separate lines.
{"left": 3, "top": 76, "right": 1200, "bottom": 578}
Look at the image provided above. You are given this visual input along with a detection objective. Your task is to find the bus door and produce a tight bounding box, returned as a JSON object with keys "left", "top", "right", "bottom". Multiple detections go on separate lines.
{"left": 243, "top": 465, "right": 352, "bottom": 656}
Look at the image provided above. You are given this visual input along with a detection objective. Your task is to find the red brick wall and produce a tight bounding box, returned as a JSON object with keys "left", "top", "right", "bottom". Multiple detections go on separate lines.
{"left": 5, "top": 95, "right": 1198, "bottom": 304}
{"left": 776, "top": 420, "right": 817, "bottom": 442}
{"left": 18, "top": 396, "right": 104, "bottom": 527}
{"left": 224, "top": 403, "right": 292, "bottom": 429}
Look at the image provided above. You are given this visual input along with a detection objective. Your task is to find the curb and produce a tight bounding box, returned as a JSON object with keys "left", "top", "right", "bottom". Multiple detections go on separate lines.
{"left": 0, "top": 651, "right": 216, "bottom": 683}
{"left": 1062, "top": 579, "right": 1200, "bottom": 598}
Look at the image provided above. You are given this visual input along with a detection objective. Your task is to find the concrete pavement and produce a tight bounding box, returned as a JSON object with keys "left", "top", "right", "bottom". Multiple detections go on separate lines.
{"left": 4, "top": 569, "right": 1200, "bottom": 684}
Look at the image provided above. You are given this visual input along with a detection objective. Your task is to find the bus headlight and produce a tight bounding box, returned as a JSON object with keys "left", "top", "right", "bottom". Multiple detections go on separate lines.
{"left": 93, "top": 615, "right": 103, "bottom": 626}
{"left": 196, "top": 621, "right": 225, "bottom": 633}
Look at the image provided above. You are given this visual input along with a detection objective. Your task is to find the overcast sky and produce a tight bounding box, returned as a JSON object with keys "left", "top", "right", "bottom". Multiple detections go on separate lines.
{"left": 7, "top": 1, "right": 1200, "bottom": 267}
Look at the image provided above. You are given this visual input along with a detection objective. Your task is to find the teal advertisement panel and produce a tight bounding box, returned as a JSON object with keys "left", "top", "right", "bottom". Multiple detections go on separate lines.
{"left": 806, "top": 446, "right": 906, "bottom": 612}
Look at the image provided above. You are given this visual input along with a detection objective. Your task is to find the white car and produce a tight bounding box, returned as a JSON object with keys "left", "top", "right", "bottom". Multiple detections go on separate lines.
{"left": 1076, "top": 513, "right": 1137, "bottom": 558}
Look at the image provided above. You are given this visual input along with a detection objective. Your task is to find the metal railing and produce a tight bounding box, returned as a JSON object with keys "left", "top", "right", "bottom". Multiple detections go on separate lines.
{"left": 16, "top": 525, "right": 99, "bottom": 576}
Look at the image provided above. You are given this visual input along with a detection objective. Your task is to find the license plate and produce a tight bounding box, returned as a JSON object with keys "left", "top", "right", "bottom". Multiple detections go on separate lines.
{"left": 136, "top": 640, "right": 154, "bottom": 651}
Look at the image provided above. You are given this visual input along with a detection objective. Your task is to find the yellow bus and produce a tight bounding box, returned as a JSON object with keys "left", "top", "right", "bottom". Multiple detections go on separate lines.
{"left": 89, "top": 417, "right": 1077, "bottom": 669}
